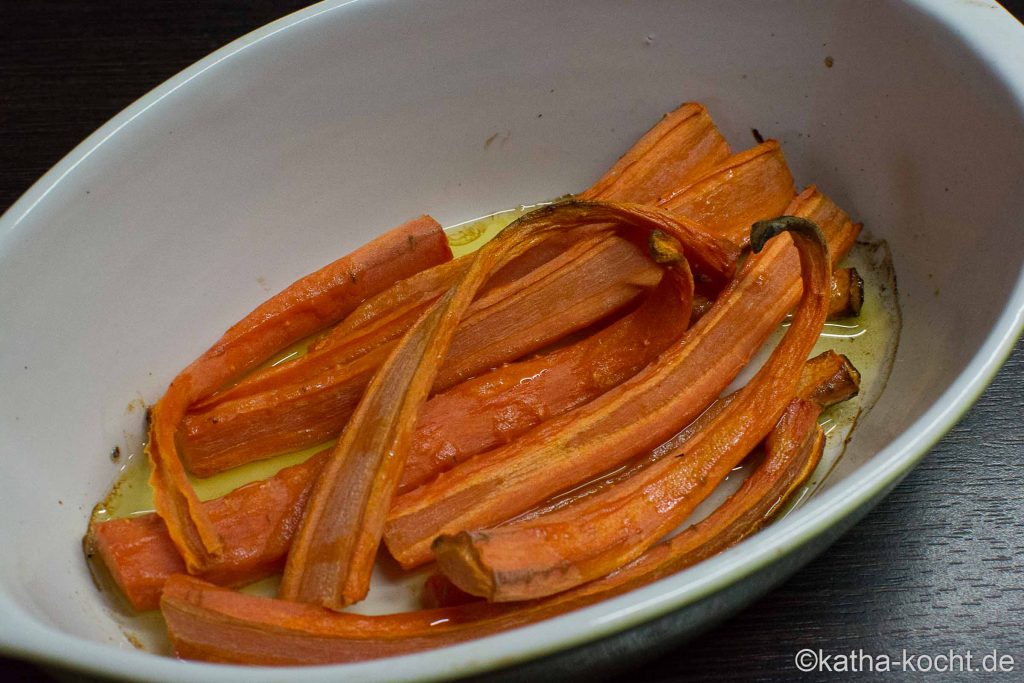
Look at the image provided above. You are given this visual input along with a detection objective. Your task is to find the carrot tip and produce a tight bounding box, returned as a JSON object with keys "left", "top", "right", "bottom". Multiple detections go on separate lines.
{"left": 433, "top": 533, "right": 495, "bottom": 600}
{"left": 750, "top": 216, "right": 824, "bottom": 254}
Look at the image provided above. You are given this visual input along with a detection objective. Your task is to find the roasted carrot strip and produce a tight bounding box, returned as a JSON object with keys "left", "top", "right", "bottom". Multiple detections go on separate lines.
{"left": 93, "top": 450, "right": 330, "bottom": 612}
{"left": 91, "top": 351, "right": 852, "bottom": 612}
{"left": 432, "top": 217, "right": 831, "bottom": 600}
{"left": 575, "top": 397, "right": 826, "bottom": 590}
{"left": 424, "top": 354, "right": 847, "bottom": 607}
{"left": 516, "top": 349, "right": 858, "bottom": 523}
{"left": 163, "top": 575, "right": 523, "bottom": 665}
{"left": 278, "top": 296, "right": 457, "bottom": 608}
{"left": 160, "top": 390, "right": 827, "bottom": 665}
{"left": 400, "top": 275, "right": 690, "bottom": 493}
{"left": 581, "top": 103, "right": 731, "bottom": 203}
{"left": 426, "top": 395, "right": 828, "bottom": 608}
{"left": 384, "top": 188, "right": 856, "bottom": 569}
{"left": 147, "top": 216, "right": 450, "bottom": 572}
{"left": 179, "top": 232, "right": 662, "bottom": 476}
{"left": 174, "top": 216, "right": 450, "bottom": 404}
{"left": 659, "top": 140, "right": 796, "bottom": 247}
{"left": 280, "top": 201, "right": 723, "bottom": 608}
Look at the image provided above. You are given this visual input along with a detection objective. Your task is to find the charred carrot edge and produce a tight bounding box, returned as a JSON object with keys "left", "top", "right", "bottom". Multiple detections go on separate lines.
{"left": 279, "top": 200, "right": 718, "bottom": 609}
{"left": 432, "top": 216, "right": 831, "bottom": 600}
{"left": 400, "top": 274, "right": 691, "bottom": 493}
{"left": 828, "top": 266, "right": 864, "bottom": 319}
{"left": 179, "top": 232, "right": 662, "bottom": 476}
{"left": 147, "top": 216, "right": 450, "bottom": 571}
{"left": 796, "top": 349, "right": 861, "bottom": 408}
{"left": 659, "top": 140, "right": 796, "bottom": 248}
{"left": 90, "top": 350, "right": 853, "bottom": 612}
{"left": 384, "top": 187, "right": 855, "bottom": 570}
{"left": 159, "top": 390, "right": 827, "bottom": 665}
{"left": 581, "top": 103, "right": 731, "bottom": 204}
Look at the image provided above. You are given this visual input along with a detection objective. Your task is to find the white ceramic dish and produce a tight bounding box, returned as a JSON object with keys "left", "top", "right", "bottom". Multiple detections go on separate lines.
{"left": 1, "top": 0, "right": 1023, "bottom": 680}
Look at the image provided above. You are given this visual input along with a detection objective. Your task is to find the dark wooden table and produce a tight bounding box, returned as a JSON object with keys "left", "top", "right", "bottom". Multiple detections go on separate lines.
{"left": 3, "top": 2, "right": 1022, "bottom": 680}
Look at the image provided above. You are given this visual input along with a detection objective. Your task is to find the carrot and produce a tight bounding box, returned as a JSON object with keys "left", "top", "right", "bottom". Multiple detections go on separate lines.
{"left": 581, "top": 103, "right": 731, "bottom": 203}
{"left": 94, "top": 449, "right": 329, "bottom": 612}
{"left": 617, "top": 398, "right": 826, "bottom": 581}
{"left": 432, "top": 216, "right": 832, "bottom": 601}
{"left": 384, "top": 188, "right": 857, "bottom": 570}
{"left": 659, "top": 140, "right": 796, "bottom": 247}
{"left": 159, "top": 389, "right": 827, "bottom": 665}
{"left": 90, "top": 350, "right": 854, "bottom": 612}
{"left": 279, "top": 201, "right": 724, "bottom": 609}
{"left": 278, "top": 295, "right": 457, "bottom": 609}
{"left": 179, "top": 231, "right": 663, "bottom": 476}
{"left": 147, "top": 216, "right": 450, "bottom": 572}
{"left": 97, "top": 189, "right": 856, "bottom": 608}
{"left": 828, "top": 266, "right": 864, "bottom": 319}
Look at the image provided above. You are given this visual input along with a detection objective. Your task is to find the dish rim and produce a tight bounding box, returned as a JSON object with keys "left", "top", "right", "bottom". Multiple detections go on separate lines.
{"left": 1, "top": 0, "right": 1022, "bottom": 680}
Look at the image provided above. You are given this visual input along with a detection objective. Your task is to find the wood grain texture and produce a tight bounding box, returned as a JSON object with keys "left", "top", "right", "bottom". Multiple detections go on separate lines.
{"left": 2, "top": 1, "right": 1022, "bottom": 680}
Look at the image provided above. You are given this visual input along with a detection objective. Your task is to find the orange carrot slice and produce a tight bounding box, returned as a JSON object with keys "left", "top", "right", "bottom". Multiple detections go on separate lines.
{"left": 515, "top": 349, "right": 858, "bottom": 524}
